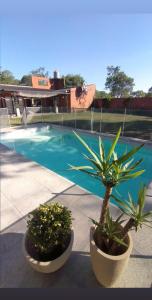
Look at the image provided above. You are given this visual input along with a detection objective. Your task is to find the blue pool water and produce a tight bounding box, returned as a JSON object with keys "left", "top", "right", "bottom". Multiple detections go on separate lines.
{"left": 1, "top": 126, "right": 151, "bottom": 204}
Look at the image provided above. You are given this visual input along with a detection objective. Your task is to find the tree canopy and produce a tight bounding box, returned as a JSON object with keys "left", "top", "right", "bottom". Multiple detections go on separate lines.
{"left": 148, "top": 86, "right": 152, "bottom": 93}
{"left": 30, "top": 67, "right": 49, "bottom": 77}
{"left": 63, "top": 74, "right": 85, "bottom": 88}
{"left": 20, "top": 75, "right": 32, "bottom": 86}
{"left": 146, "top": 86, "right": 152, "bottom": 97}
{"left": 95, "top": 90, "right": 110, "bottom": 99}
{"left": 131, "top": 90, "right": 146, "bottom": 97}
{"left": 0, "top": 68, "right": 19, "bottom": 84}
{"left": 105, "top": 66, "right": 134, "bottom": 97}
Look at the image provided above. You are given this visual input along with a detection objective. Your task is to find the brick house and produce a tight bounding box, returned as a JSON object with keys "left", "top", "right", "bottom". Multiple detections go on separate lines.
{"left": 0, "top": 72, "right": 96, "bottom": 115}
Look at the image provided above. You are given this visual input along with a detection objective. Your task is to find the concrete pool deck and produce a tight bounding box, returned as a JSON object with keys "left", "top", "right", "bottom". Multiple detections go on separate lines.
{"left": 0, "top": 142, "right": 152, "bottom": 288}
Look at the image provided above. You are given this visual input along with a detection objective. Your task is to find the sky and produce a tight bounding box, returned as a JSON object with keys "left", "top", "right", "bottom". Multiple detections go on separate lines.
{"left": 0, "top": 1, "right": 152, "bottom": 92}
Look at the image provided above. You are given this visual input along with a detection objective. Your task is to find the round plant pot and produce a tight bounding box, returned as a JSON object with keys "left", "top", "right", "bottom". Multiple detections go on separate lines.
{"left": 90, "top": 225, "right": 133, "bottom": 287}
{"left": 23, "top": 228, "right": 74, "bottom": 273}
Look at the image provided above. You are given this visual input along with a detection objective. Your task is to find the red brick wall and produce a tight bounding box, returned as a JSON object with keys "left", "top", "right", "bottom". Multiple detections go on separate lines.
{"left": 93, "top": 97, "right": 152, "bottom": 110}
{"left": 70, "top": 84, "right": 96, "bottom": 110}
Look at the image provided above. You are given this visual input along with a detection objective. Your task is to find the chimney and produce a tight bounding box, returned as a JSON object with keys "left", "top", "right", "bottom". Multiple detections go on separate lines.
{"left": 53, "top": 70, "right": 60, "bottom": 79}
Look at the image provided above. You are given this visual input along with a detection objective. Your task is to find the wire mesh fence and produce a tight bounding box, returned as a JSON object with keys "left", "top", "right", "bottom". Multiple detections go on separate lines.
{"left": 1, "top": 106, "right": 152, "bottom": 141}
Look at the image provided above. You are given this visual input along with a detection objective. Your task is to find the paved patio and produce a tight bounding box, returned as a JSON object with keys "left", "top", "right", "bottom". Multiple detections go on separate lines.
{"left": 0, "top": 143, "right": 152, "bottom": 288}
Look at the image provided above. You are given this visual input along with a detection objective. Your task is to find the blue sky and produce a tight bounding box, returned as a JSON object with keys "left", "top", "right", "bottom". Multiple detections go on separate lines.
{"left": 0, "top": 1, "right": 152, "bottom": 92}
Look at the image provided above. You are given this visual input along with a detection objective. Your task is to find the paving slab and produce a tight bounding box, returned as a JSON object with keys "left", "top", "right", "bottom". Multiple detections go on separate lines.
{"left": 0, "top": 193, "right": 22, "bottom": 231}
{"left": 0, "top": 143, "right": 74, "bottom": 229}
{"left": 32, "top": 167, "right": 74, "bottom": 193}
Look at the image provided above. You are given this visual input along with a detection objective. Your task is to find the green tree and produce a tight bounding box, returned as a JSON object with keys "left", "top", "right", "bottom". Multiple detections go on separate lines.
{"left": 148, "top": 86, "right": 152, "bottom": 93}
{"left": 30, "top": 67, "right": 49, "bottom": 77}
{"left": 0, "top": 68, "right": 19, "bottom": 84}
{"left": 63, "top": 74, "right": 85, "bottom": 88}
{"left": 105, "top": 66, "right": 134, "bottom": 97}
{"left": 20, "top": 75, "right": 32, "bottom": 86}
{"left": 131, "top": 90, "right": 146, "bottom": 97}
{"left": 95, "top": 90, "right": 109, "bottom": 99}
{"left": 146, "top": 86, "right": 152, "bottom": 97}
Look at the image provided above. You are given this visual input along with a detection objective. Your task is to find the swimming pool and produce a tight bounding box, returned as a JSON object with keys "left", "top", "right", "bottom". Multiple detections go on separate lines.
{"left": 1, "top": 125, "right": 151, "bottom": 204}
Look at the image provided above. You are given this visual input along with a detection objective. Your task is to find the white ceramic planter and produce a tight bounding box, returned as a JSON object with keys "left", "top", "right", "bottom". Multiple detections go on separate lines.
{"left": 90, "top": 225, "right": 133, "bottom": 287}
{"left": 23, "top": 229, "right": 74, "bottom": 273}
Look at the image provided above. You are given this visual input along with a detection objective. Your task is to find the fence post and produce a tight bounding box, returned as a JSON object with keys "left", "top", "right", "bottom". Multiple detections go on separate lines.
{"left": 6, "top": 107, "right": 11, "bottom": 128}
{"left": 62, "top": 107, "right": 64, "bottom": 127}
{"left": 100, "top": 107, "right": 102, "bottom": 133}
{"left": 22, "top": 107, "right": 27, "bottom": 127}
{"left": 74, "top": 109, "right": 77, "bottom": 129}
{"left": 41, "top": 105, "right": 43, "bottom": 123}
{"left": 122, "top": 107, "right": 126, "bottom": 136}
{"left": 91, "top": 107, "right": 94, "bottom": 132}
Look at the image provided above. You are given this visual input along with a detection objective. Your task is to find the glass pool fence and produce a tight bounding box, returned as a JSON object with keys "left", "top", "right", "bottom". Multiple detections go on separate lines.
{"left": 0, "top": 106, "right": 152, "bottom": 141}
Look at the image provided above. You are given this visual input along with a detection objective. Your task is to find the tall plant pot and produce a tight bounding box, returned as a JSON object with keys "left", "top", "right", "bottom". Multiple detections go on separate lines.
{"left": 23, "top": 228, "right": 74, "bottom": 273}
{"left": 90, "top": 225, "right": 133, "bottom": 287}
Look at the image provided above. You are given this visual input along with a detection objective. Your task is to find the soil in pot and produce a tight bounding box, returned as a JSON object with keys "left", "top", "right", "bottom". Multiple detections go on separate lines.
{"left": 25, "top": 233, "right": 71, "bottom": 262}
{"left": 93, "top": 228, "right": 129, "bottom": 256}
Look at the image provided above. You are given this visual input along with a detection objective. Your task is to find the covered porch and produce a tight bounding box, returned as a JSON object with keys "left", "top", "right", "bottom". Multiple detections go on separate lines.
{"left": 0, "top": 85, "right": 70, "bottom": 116}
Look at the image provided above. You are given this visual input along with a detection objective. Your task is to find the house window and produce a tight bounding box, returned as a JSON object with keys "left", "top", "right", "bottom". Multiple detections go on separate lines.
{"left": 38, "top": 79, "right": 48, "bottom": 86}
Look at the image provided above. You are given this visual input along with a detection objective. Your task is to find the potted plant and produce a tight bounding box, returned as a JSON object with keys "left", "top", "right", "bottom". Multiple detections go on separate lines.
{"left": 69, "top": 128, "right": 152, "bottom": 287}
{"left": 23, "top": 202, "right": 74, "bottom": 273}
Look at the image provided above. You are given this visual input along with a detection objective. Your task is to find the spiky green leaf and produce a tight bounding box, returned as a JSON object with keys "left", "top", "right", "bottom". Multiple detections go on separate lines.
{"left": 119, "top": 170, "right": 145, "bottom": 182}
{"left": 113, "top": 236, "right": 128, "bottom": 248}
{"left": 106, "top": 127, "right": 121, "bottom": 162}
{"left": 73, "top": 131, "right": 101, "bottom": 165}
{"left": 83, "top": 154, "right": 103, "bottom": 172}
{"left": 116, "top": 143, "right": 144, "bottom": 165}
{"left": 99, "top": 136, "right": 104, "bottom": 160}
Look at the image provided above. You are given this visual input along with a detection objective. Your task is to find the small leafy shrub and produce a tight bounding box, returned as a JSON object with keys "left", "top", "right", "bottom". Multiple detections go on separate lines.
{"left": 26, "top": 202, "right": 72, "bottom": 261}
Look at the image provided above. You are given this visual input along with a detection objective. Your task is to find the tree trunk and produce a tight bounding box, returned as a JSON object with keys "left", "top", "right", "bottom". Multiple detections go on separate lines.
{"left": 108, "top": 218, "right": 135, "bottom": 254}
{"left": 100, "top": 186, "right": 112, "bottom": 225}
{"left": 122, "top": 218, "right": 135, "bottom": 238}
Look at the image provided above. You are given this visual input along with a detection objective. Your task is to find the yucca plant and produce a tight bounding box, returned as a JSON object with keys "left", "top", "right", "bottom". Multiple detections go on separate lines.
{"left": 112, "top": 186, "right": 152, "bottom": 236}
{"left": 69, "top": 127, "right": 151, "bottom": 255}
{"left": 108, "top": 186, "right": 152, "bottom": 254}
{"left": 90, "top": 211, "right": 128, "bottom": 255}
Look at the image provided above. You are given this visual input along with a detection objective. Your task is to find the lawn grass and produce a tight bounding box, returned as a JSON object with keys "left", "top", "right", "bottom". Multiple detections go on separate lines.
{"left": 10, "top": 111, "right": 152, "bottom": 140}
